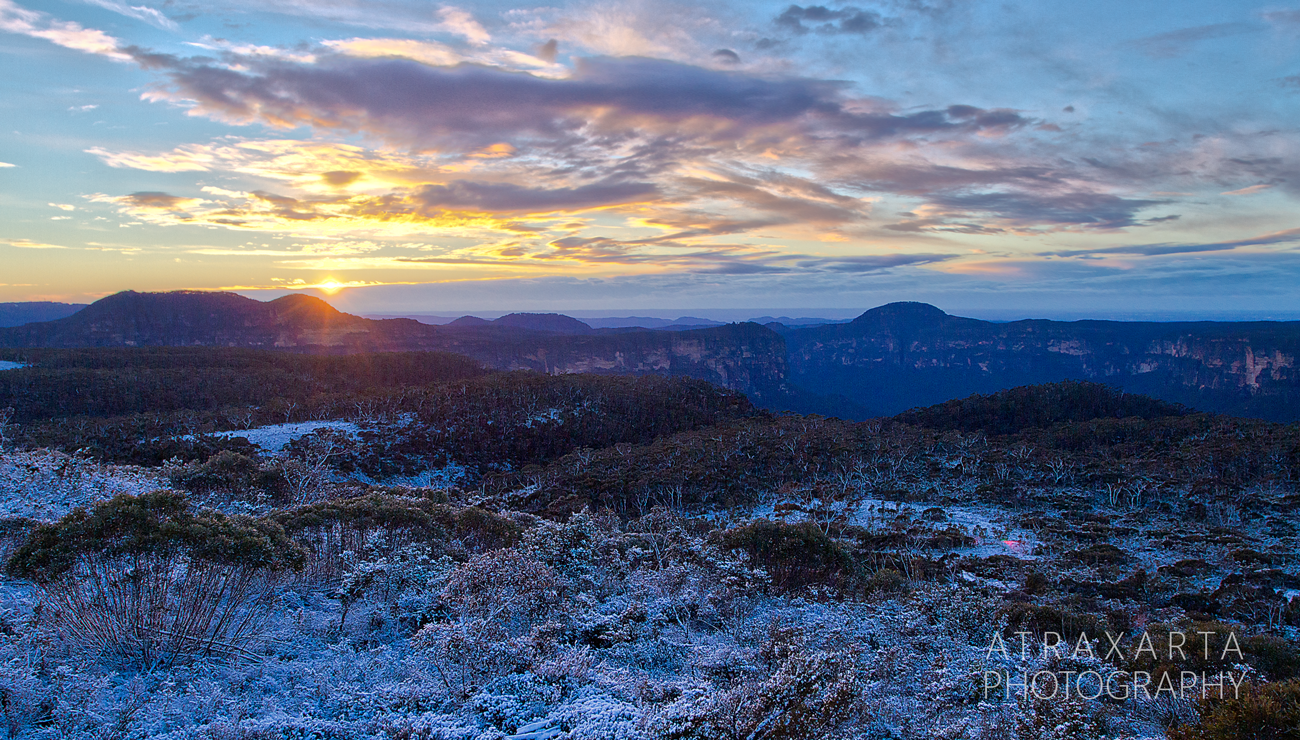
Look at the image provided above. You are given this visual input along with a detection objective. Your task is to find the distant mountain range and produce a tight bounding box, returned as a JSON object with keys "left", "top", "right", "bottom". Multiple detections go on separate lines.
{"left": 777, "top": 301, "right": 1300, "bottom": 420}
{"left": 362, "top": 313, "right": 847, "bottom": 330}
{"left": 0, "top": 291, "right": 799, "bottom": 408}
{"left": 0, "top": 301, "right": 86, "bottom": 327}
{"left": 3, "top": 291, "right": 1300, "bottom": 421}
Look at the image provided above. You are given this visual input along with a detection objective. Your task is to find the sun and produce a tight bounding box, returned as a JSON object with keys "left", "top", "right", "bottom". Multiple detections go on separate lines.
{"left": 318, "top": 280, "right": 343, "bottom": 294}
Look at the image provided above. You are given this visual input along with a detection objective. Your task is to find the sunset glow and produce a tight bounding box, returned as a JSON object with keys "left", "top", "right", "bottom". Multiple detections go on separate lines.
{"left": 2, "top": 0, "right": 1298, "bottom": 314}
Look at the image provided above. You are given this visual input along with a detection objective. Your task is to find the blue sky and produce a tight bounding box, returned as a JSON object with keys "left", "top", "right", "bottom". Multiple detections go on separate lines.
{"left": 2, "top": 0, "right": 1299, "bottom": 316}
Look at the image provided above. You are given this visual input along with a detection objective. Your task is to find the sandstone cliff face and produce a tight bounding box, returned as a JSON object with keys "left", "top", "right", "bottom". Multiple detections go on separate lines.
{"left": 782, "top": 303, "right": 1300, "bottom": 419}
{"left": 415, "top": 323, "right": 789, "bottom": 399}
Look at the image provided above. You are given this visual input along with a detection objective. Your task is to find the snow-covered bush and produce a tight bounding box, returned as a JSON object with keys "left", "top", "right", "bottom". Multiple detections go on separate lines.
{"left": 6, "top": 491, "right": 303, "bottom": 668}
{"left": 416, "top": 550, "right": 568, "bottom": 697}
{"left": 334, "top": 531, "right": 453, "bottom": 633}
{"left": 648, "top": 650, "right": 861, "bottom": 739}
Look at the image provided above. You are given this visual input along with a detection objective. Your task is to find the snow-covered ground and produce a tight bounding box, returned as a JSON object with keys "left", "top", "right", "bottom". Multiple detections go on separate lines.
{"left": 207, "top": 420, "right": 361, "bottom": 451}
{"left": 749, "top": 493, "right": 1040, "bottom": 562}
{"left": 0, "top": 448, "right": 161, "bottom": 520}
{"left": 350, "top": 462, "right": 470, "bottom": 489}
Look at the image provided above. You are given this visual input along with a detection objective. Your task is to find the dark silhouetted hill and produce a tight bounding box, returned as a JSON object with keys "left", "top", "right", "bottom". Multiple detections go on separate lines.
{"left": 448, "top": 316, "right": 491, "bottom": 327}
{"left": 892, "top": 381, "right": 1188, "bottom": 435}
{"left": 492, "top": 313, "right": 592, "bottom": 333}
{"left": 0, "top": 291, "right": 380, "bottom": 349}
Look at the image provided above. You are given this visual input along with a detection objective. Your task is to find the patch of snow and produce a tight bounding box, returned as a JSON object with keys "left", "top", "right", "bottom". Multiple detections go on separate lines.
{"left": 749, "top": 494, "right": 1041, "bottom": 561}
{"left": 0, "top": 448, "right": 161, "bottom": 520}
{"left": 525, "top": 408, "right": 564, "bottom": 428}
{"left": 381, "top": 464, "right": 468, "bottom": 489}
{"left": 210, "top": 420, "right": 361, "bottom": 452}
{"left": 347, "top": 463, "right": 469, "bottom": 490}
{"left": 507, "top": 718, "right": 562, "bottom": 740}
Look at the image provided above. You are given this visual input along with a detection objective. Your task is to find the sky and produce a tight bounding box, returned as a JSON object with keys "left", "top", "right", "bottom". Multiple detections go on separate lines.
{"left": 2, "top": 0, "right": 1300, "bottom": 317}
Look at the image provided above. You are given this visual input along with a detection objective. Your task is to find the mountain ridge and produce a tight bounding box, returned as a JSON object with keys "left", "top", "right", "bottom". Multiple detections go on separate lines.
{"left": 6, "top": 292, "right": 1300, "bottom": 420}
{"left": 0, "top": 291, "right": 790, "bottom": 402}
{"left": 785, "top": 303, "right": 1300, "bottom": 420}
{"left": 0, "top": 301, "right": 88, "bottom": 328}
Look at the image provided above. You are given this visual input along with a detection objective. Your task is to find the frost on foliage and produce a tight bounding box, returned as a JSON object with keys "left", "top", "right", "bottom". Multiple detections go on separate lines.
{"left": 0, "top": 448, "right": 159, "bottom": 519}
{"left": 334, "top": 530, "right": 454, "bottom": 632}
{"left": 467, "top": 676, "right": 642, "bottom": 740}
{"left": 648, "top": 650, "right": 861, "bottom": 740}
{"left": 416, "top": 549, "right": 569, "bottom": 697}
{"left": 533, "top": 687, "right": 643, "bottom": 740}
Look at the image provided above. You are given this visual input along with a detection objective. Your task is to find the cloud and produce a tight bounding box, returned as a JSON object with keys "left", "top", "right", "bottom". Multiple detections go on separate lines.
{"left": 84, "top": 31, "right": 1290, "bottom": 270}
{"left": 0, "top": 161, "right": 14, "bottom": 168}
{"left": 1, "top": 238, "right": 68, "bottom": 249}
{"left": 130, "top": 49, "right": 1031, "bottom": 154}
{"left": 1040, "top": 227, "right": 1300, "bottom": 258}
{"left": 132, "top": 52, "right": 847, "bottom": 145}
{"left": 117, "top": 47, "right": 1048, "bottom": 239}
{"left": 1130, "top": 23, "right": 1254, "bottom": 59}
{"left": 321, "top": 37, "right": 562, "bottom": 76}
{"left": 321, "top": 170, "right": 362, "bottom": 187}
{"left": 537, "top": 39, "right": 558, "bottom": 64}
{"left": 169, "top": 0, "right": 482, "bottom": 37}
{"left": 775, "top": 5, "right": 885, "bottom": 35}
{"left": 680, "top": 175, "right": 867, "bottom": 225}
{"left": 436, "top": 6, "right": 488, "bottom": 46}
{"left": 115, "top": 191, "right": 204, "bottom": 210}
{"left": 711, "top": 48, "right": 740, "bottom": 65}
{"left": 796, "top": 253, "right": 955, "bottom": 272}
{"left": 928, "top": 191, "right": 1165, "bottom": 230}
{"left": 414, "top": 179, "right": 658, "bottom": 214}
{"left": 1222, "top": 183, "right": 1273, "bottom": 196}
{"left": 86, "top": 179, "right": 604, "bottom": 235}
{"left": 0, "top": 0, "right": 130, "bottom": 60}
{"left": 531, "top": 235, "right": 783, "bottom": 269}
{"left": 87, "top": 143, "right": 219, "bottom": 172}
{"left": 83, "top": 0, "right": 178, "bottom": 31}
{"left": 48, "top": 203, "right": 76, "bottom": 211}
{"left": 1263, "top": 9, "right": 1300, "bottom": 29}
{"left": 185, "top": 37, "right": 317, "bottom": 63}
{"left": 88, "top": 139, "right": 445, "bottom": 190}
{"left": 188, "top": 240, "right": 387, "bottom": 257}
{"left": 90, "top": 191, "right": 211, "bottom": 223}
{"left": 324, "top": 37, "right": 461, "bottom": 66}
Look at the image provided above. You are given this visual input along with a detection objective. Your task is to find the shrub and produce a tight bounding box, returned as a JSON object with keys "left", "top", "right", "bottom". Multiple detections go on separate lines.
{"left": 416, "top": 549, "right": 568, "bottom": 696}
{"left": 1246, "top": 635, "right": 1300, "bottom": 681}
{"left": 6, "top": 491, "right": 303, "bottom": 667}
{"left": 1069, "top": 543, "right": 1130, "bottom": 566}
{"left": 721, "top": 521, "right": 858, "bottom": 594}
{"left": 1000, "top": 603, "right": 1101, "bottom": 643}
{"left": 1012, "top": 695, "right": 1112, "bottom": 740}
{"left": 894, "top": 380, "right": 1187, "bottom": 435}
{"left": 866, "top": 568, "right": 908, "bottom": 595}
{"left": 273, "top": 494, "right": 522, "bottom": 579}
{"left": 650, "top": 650, "right": 861, "bottom": 740}
{"left": 1168, "top": 680, "right": 1300, "bottom": 740}
{"left": 168, "top": 450, "right": 290, "bottom": 503}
